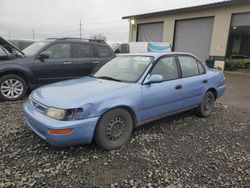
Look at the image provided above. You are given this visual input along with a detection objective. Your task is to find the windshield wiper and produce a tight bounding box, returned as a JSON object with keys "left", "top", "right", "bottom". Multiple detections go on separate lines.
{"left": 96, "top": 76, "right": 122, "bottom": 82}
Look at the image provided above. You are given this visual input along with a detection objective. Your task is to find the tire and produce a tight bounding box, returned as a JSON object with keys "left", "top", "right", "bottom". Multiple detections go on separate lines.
{"left": 245, "top": 63, "right": 250, "bottom": 69}
{"left": 94, "top": 108, "right": 133, "bottom": 150}
{"left": 196, "top": 91, "right": 215, "bottom": 118}
{"left": 0, "top": 74, "right": 28, "bottom": 101}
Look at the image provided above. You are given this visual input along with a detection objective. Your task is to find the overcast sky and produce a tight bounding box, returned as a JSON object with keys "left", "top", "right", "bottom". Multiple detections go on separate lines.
{"left": 0, "top": 0, "right": 223, "bottom": 42}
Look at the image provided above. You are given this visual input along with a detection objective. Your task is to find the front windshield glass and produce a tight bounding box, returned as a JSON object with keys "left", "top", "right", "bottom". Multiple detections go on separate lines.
{"left": 23, "top": 41, "right": 50, "bottom": 56}
{"left": 0, "top": 46, "right": 11, "bottom": 57}
{"left": 93, "top": 56, "right": 153, "bottom": 83}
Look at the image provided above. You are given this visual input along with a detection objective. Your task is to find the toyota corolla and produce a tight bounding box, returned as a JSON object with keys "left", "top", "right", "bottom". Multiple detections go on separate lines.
{"left": 23, "top": 53, "right": 226, "bottom": 150}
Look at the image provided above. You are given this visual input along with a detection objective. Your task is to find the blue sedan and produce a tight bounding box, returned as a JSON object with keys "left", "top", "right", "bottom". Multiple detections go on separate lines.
{"left": 23, "top": 53, "right": 226, "bottom": 150}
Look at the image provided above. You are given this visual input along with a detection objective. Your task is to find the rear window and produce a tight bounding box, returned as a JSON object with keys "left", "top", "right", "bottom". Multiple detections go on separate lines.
{"left": 95, "top": 44, "right": 112, "bottom": 57}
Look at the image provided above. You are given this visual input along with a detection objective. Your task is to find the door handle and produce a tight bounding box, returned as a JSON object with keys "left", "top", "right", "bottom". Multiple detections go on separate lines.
{"left": 63, "top": 61, "right": 72, "bottom": 65}
{"left": 203, "top": 80, "right": 208, "bottom": 84}
{"left": 175, "top": 85, "right": 182, "bottom": 90}
{"left": 93, "top": 60, "right": 100, "bottom": 64}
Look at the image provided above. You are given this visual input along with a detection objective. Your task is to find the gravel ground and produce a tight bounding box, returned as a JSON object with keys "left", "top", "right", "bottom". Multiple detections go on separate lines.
{"left": 0, "top": 101, "right": 249, "bottom": 187}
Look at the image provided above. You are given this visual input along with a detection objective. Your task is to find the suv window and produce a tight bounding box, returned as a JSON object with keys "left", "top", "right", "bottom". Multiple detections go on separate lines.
{"left": 95, "top": 44, "right": 112, "bottom": 57}
{"left": 42, "top": 43, "right": 70, "bottom": 59}
{"left": 151, "top": 56, "right": 179, "bottom": 81}
{"left": 178, "top": 56, "right": 199, "bottom": 77}
{"left": 71, "top": 43, "right": 94, "bottom": 58}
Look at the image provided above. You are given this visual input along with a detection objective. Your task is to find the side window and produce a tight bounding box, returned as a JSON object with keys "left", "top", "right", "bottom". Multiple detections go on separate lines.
{"left": 151, "top": 56, "right": 179, "bottom": 81}
{"left": 42, "top": 43, "right": 70, "bottom": 59}
{"left": 120, "top": 44, "right": 129, "bottom": 53}
{"left": 197, "top": 62, "right": 206, "bottom": 74}
{"left": 178, "top": 56, "right": 199, "bottom": 77}
{"left": 71, "top": 43, "right": 94, "bottom": 58}
{"left": 95, "top": 45, "right": 112, "bottom": 57}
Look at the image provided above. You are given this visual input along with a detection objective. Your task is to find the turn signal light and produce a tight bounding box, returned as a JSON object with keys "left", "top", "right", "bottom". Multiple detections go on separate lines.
{"left": 48, "top": 128, "right": 73, "bottom": 135}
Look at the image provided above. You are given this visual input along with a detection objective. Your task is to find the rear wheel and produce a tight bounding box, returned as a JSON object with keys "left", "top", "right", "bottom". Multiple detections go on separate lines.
{"left": 196, "top": 91, "right": 215, "bottom": 117}
{"left": 94, "top": 108, "right": 133, "bottom": 150}
{"left": 0, "top": 74, "right": 27, "bottom": 101}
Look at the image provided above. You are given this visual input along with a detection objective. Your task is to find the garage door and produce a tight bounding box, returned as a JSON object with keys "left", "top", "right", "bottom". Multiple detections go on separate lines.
{"left": 137, "top": 22, "right": 163, "bottom": 42}
{"left": 231, "top": 12, "right": 250, "bottom": 27}
{"left": 174, "top": 17, "right": 214, "bottom": 61}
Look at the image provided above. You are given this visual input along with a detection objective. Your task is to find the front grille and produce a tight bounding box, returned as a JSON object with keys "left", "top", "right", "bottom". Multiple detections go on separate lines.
{"left": 31, "top": 99, "right": 47, "bottom": 114}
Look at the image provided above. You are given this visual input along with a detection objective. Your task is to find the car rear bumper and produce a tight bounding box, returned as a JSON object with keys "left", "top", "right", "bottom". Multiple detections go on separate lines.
{"left": 217, "top": 85, "right": 226, "bottom": 98}
{"left": 22, "top": 101, "right": 99, "bottom": 147}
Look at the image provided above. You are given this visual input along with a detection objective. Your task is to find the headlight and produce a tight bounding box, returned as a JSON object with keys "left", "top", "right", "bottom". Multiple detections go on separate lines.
{"left": 46, "top": 107, "right": 66, "bottom": 120}
{"left": 46, "top": 107, "right": 84, "bottom": 121}
{"left": 66, "top": 108, "right": 84, "bottom": 120}
{"left": 28, "top": 94, "right": 32, "bottom": 101}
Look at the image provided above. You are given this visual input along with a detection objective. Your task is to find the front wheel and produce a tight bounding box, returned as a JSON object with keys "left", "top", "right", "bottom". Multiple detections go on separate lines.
{"left": 196, "top": 91, "right": 215, "bottom": 117}
{"left": 0, "top": 74, "right": 28, "bottom": 101}
{"left": 94, "top": 108, "right": 133, "bottom": 150}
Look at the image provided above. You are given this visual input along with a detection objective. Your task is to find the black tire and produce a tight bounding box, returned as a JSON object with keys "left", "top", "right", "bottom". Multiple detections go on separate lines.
{"left": 196, "top": 91, "right": 215, "bottom": 118}
{"left": 245, "top": 63, "right": 250, "bottom": 69}
{"left": 94, "top": 108, "right": 133, "bottom": 150}
{"left": 0, "top": 74, "right": 28, "bottom": 101}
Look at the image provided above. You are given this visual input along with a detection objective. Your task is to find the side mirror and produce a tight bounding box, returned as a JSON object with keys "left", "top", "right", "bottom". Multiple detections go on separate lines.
{"left": 39, "top": 53, "right": 49, "bottom": 60}
{"left": 144, "top": 74, "right": 163, "bottom": 84}
{"left": 114, "top": 49, "right": 120, "bottom": 53}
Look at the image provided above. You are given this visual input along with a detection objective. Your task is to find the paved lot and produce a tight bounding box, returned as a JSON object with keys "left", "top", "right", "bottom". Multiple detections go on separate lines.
{"left": 0, "top": 74, "right": 249, "bottom": 187}
{"left": 218, "top": 73, "right": 250, "bottom": 113}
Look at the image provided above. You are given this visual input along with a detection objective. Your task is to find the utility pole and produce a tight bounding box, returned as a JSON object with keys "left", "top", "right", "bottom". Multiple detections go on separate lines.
{"left": 80, "top": 20, "right": 82, "bottom": 39}
{"left": 32, "top": 28, "right": 35, "bottom": 40}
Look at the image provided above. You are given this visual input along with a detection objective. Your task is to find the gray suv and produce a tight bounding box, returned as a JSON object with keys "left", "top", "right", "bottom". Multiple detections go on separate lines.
{"left": 0, "top": 37, "right": 116, "bottom": 101}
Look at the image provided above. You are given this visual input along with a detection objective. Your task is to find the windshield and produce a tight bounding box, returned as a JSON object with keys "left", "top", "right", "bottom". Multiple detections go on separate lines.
{"left": 0, "top": 46, "right": 11, "bottom": 57}
{"left": 23, "top": 41, "right": 50, "bottom": 56}
{"left": 93, "top": 56, "right": 153, "bottom": 83}
{"left": 110, "top": 43, "right": 119, "bottom": 50}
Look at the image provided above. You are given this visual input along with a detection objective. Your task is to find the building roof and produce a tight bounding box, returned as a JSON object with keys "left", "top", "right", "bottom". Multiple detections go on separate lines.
{"left": 122, "top": 0, "right": 250, "bottom": 19}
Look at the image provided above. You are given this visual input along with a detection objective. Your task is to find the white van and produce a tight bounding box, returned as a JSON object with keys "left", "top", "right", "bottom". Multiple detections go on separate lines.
{"left": 110, "top": 42, "right": 172, "bottom": 54}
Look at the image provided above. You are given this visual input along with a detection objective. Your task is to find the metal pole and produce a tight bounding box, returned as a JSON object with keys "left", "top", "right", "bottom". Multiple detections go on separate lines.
{"left": 32, "top": 28, "right": 35, "bottom": 40}
{"left": 80, "top": 20, "right": 82, "bottom": 39}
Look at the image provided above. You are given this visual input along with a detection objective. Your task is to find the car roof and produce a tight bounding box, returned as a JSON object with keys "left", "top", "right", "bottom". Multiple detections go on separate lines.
{"left": 119, "top": 52, "right": 196, "bottom": 59}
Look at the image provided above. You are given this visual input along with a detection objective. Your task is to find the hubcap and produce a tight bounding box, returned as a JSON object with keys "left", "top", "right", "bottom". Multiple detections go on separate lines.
{"left": 106, "top": 117, "right": 126, "bottom": 141}
{"left": 203, "top": 95, "right": 213, "bottom": 111}
{"left": 0, "top": 79, "right": 24, "bottom": 99}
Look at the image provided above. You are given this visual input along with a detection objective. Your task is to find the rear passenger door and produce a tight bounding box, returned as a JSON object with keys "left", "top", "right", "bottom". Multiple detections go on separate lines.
{"left": 177, "top": 55, "right": 207, "bottom": 109}
{"left": 70, "top": 42, "right": 97, "bottom": 77}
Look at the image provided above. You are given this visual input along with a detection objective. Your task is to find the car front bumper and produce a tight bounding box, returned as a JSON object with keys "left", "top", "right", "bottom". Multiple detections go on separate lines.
{"left": 22, "top": 101, "right": 99, "bottom": 147}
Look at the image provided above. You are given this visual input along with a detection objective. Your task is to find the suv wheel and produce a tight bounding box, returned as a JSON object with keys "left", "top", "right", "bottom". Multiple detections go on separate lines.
{"left": 195, "top": 91, "right": 215, "bottom": 117}
{"left": 94, "top": 108, "right": 133, "bottom": 150}
{"left": 245, "top": 63, "right": 250, "bottom": 69}
{"left": 0, "top": 74, "right": 28, "bottom": 101}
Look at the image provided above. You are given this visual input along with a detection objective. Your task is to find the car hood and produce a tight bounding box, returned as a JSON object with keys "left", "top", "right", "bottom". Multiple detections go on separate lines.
{"left": 32, "top": 77, "right": 131, "bottom": 108}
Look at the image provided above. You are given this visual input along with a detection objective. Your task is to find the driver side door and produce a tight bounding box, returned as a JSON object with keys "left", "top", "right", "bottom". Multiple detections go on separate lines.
{"left": 141, "top": 56, "right": 184, "bottom": 122}
{"left": 32, "top": 42, "right": 74, "bottom": 85}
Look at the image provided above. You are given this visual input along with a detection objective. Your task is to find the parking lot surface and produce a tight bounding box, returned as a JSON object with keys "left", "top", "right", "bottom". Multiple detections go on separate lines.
{"left": 0, "top": 100, "right": 249, "bottom": 187}
{"left": 219, "top": 73, "right": 250, "bottom": 113}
